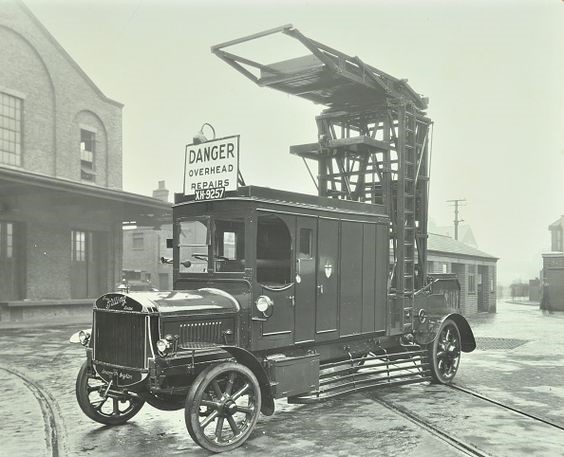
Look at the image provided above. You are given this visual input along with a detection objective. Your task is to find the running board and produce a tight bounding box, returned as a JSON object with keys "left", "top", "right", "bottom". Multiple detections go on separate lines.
{"left": 288, "top": 348, "right": 430, "bottom": 404}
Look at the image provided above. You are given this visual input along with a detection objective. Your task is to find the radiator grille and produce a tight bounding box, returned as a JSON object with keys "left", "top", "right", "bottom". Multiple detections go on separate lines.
{"left": 94, "top": 311, "right": 147, "bottom": 368}
{"left": 179, "top": 321, "right": 223, "bottom": 345}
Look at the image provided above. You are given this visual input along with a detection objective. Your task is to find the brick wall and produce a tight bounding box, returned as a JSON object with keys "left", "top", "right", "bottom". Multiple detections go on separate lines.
{"left": 15, "top": 192, "right": 121, "bottom": 300}
{"left": 0, "top": 1, "right": 122, "bottom": 188}
{"left": 0, "top": 2, "right": 124, "bottom": 301}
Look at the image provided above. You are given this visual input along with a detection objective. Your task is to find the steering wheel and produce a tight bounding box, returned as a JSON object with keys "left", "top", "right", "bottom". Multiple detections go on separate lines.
{"left": 191, "top": 253, "right": 229, "bottom": 262}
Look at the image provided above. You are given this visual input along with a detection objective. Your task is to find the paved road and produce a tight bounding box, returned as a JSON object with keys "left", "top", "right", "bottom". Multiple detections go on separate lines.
{"left": 0, "top": 300, "right": 563, "bottom": 456}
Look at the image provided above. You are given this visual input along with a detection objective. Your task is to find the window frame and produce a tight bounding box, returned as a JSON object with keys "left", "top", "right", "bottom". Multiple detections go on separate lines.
{"left": 80, "top": 128, "right": 96, "bottom": 181}
{"left": 0, "top": 92, "right": 23, "bottom": 167}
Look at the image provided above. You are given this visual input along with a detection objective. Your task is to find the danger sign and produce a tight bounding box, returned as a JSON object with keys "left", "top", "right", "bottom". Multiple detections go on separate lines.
{"left": 184, "top": 135, "right": 239, "bottom": 199}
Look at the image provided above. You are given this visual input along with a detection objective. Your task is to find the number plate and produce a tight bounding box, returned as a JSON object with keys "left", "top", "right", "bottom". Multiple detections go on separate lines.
{"left": 194, "top": 187, "right": 225, "bottom": 201}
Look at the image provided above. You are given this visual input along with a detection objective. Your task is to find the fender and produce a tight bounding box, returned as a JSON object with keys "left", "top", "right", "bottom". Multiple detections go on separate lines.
{"left": 439, "top": 313, "right": 476, "bottom": 353}
{"left": 219, "top": 345, "right": 275, "bottom": 416}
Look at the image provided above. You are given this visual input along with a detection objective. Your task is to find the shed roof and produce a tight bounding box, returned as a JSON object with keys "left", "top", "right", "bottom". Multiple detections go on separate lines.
{"left": 428, "top": 233, "right": 498, "bottom": 260}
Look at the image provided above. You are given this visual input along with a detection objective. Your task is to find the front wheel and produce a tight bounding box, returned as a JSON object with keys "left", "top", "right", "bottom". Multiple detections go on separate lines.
{"left": 75, "top": 361, "right": 145, "bottom": 425}
{"left": 428, "top": 319, "right": 461, "bottom": 384}
{"left": 185, "top": 362, "right": 261, "bottom": 453}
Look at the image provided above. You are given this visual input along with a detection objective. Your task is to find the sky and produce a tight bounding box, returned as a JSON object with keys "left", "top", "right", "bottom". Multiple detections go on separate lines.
{"left": 23, "top": 0, "right": 564, "bottom": 286}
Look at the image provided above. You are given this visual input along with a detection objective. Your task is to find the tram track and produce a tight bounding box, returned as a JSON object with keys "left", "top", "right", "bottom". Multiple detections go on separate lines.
{"left": 371, "top": 380, "right": 564, "bottom": 457}
{"left": 449, "top": 383, "right": 564, "bottom": 431}
{"left": 0, "top": 366, "right": 65, "bottom": 457}
{"left": 372, "top": 394, "right": 494, "bottom": 457}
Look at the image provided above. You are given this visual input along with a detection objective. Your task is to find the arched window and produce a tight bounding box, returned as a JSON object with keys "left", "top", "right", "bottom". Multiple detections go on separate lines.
{"left": 256, "top": 214, "right": 292, "bottom": 287}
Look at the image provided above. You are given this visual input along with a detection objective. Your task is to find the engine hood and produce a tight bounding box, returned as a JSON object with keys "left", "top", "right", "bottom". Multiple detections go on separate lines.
{"left": 94, "top": 288, "right": 240, "bottom": 316}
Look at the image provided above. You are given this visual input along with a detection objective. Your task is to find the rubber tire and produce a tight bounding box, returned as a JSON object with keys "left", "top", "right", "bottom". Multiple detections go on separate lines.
{"left": 185, "top": 362, "right": 261, "bottom": 453}
{"left": 75, "top": 361, "right": 145, "bottom": 425}
{"left": 429, "top": 318, "right": 461, "bottom": 384}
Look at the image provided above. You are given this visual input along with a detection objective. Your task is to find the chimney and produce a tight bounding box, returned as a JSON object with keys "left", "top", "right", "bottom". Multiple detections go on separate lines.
{"left": 153, "top": 180, "right": 169, "bottom": 203}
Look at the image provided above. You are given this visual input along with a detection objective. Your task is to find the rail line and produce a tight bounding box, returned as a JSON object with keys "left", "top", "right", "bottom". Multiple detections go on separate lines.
{"left": 450, "top": 383, "right": 564, "bottom": 431}
{"left": 372, "top": 395, "right": 493, "bottom": 457}
{"left": 0, "top": 366, "right": 64, "bottom": 457}
{"left": 371, "top": 381, "right": 564, "bottom": 457}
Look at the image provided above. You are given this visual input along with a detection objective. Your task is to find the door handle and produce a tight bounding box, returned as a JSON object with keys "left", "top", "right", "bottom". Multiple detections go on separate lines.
{"left": 317, "top": 285, "right": 324, "bottom": 295}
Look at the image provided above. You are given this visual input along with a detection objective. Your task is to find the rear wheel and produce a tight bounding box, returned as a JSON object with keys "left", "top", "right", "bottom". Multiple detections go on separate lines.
{"left": 75, "top": 361, "right": 145, "bottom": 425}
{"left": 185, "top": 362, "right": 261, "bottom": 452}
{"left": 429, "top": 319, "right": 461, "bottom": 384}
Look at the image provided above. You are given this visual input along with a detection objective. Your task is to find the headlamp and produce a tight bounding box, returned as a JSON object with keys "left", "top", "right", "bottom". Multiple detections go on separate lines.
{"left": 256, "top": 295, "right": 273, "bottom": 317}
{"left": 156, "top": 339, "right": 171, "bottom": 355}
{"left": 156, "top": 334, "right": 175, "bottom": 356}
{"left": 78, "top": 330, "right": 91, "bottom": 346}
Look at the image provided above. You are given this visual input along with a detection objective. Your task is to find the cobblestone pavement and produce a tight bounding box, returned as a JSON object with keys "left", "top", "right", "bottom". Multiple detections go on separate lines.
{"left": 0, "top": 300, "right": 563, "bottom": 457}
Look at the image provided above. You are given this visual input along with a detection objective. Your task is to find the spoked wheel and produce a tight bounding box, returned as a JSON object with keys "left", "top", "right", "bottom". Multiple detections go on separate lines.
{"left": 429, "top": 319, "right": 461, "bottom": 384}
{"left": 75, "top": 361, "right": 145, "bottom": 425}
{"left": 185, "top": 362, "right": 261, "bottom": 453}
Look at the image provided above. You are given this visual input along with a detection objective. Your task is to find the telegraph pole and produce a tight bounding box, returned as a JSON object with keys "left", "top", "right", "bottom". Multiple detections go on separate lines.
{"left": 446, "top": 199, "right": 466, "bottom": 240}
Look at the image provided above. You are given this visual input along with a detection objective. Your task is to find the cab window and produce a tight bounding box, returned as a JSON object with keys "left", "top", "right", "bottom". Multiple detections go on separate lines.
{"left": 214, "top": 219, "right": 245, "bottom": 272}
{"left": 256, "top": 214, "right": 291, "bottom": 286}
{"left": 178, "top": 218, "right": 210, "bottom": 272}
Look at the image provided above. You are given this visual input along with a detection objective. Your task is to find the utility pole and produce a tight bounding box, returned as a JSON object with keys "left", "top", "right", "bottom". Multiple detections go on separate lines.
{"left": 446, "top": 199, "right": 466, "bottom": 240}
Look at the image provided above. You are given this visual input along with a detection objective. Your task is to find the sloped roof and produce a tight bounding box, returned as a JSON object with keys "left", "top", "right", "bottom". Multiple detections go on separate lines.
{"left": 431, "top": 224, "right": 477, "bottom": 248}
{"left": 549, "top": 216, "right": 564, "bottom": 229}
{"left": 428, "top": 233, "right": 498, "bottom": 260}
{"left": 18, "top": 0, "right": 123, "bottom": 108}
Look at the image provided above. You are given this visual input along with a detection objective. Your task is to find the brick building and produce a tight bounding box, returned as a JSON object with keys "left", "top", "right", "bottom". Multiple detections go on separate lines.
{"left": 0, "top": 1, "right": 169, "bottom": 312}
{"left": 427, "top": 233, "right": 498, "bottom": 315}
{"left": 542, "top": 215, "right": 564, "bottom": 310}
{"left": 122, "top": 181, "right": 173, "bottom": 291}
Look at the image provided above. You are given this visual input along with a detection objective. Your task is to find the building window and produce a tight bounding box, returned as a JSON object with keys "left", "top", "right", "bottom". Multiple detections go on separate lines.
{"left": 72, "top": 230, "right": 86, "bottom": 262}
{"left": 468, "top": 265, "right": 476, "bottom": 294}
{"left": 132, "top": 233, "right": 144, "bottom": 250}
{"left": 80, "top": 129, "right": 96, "bottom": 181}
{"left": 442, "top": 263, "right": 448, "bottom": 274}
{"left": 0, "top": 93, "right": 22, "bottom": 166}
{"left": 6, "top": 222, "right": 13, "bottom": 258}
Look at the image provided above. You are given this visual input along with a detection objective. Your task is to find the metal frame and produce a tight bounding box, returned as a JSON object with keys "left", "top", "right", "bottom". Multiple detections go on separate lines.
{"left": 213, "top": 26, "right": 433, "bottom": 335}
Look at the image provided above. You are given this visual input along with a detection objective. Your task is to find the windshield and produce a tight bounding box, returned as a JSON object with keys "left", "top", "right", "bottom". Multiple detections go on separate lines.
{"left": 178, "top": 217, "right": 245, "bottom": 273}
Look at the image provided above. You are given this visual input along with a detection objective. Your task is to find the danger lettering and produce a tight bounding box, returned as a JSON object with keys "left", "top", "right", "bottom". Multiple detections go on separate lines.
{"left": 188, "top": 143, "right": 235, "bottom": 164}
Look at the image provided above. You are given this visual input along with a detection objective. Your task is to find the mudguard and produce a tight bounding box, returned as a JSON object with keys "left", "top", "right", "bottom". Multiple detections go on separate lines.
{"left": 441, "top": 313, "right": 476, "bottom": 353}
{"left": 219, "top": 345, "right": 275, "bottom": 416}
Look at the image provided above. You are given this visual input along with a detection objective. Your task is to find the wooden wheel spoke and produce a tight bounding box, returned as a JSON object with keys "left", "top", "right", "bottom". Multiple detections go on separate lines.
{"left": 112, "top": 398, "right": 120, "bottom": 415}
{"left": 215, "top": 416, "right": 224, "bottom": 441}
{"left": 225, "top": 372, "right": 236, "bottom": 395}
{"left": 94, "top": 397, "right": 108, "bottom": 411}
{"left": 212, "top": 380, "right": 223, "bottom": 399}
{"left": 200, "top": 410, "right": 219, "bottom": 429}
{"left": 201, "top": 399, "right": 222, "bottom": 410}
{"left": 232, "top": 383, "right": 250, "bottom": 401}
{"left": 226, "top": 414, "right": 239, "bottom": 435}
{"left": 235, "top": 404, "right": 254, "bottom": 415}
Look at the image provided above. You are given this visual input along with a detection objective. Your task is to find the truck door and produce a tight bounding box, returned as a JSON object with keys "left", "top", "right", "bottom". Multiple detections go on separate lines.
{"left": 295, "top": 216, "right": 317, "bottom": 343}
{"left": 316, "top": 218, "right": 339, "bottom": 341}
{"left": 254, "top": 212, "right": 295, "bottom": 349}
